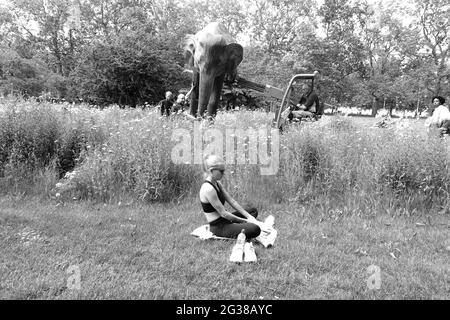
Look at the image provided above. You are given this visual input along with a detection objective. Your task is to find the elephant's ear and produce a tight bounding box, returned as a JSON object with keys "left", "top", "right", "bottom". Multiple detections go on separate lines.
{"left": 225, "top": 43, "right": 243, "bottom": 67}
{"left": 224, "top": 43, "right": 243, "bottom": 83}
{"left": 184, "top": 34, "right": 196, "bottom": 68}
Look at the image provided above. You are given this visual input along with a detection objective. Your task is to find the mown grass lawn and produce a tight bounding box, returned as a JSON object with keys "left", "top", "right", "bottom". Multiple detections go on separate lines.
{"left": 1, "top": 196, "right": 448, "bottom": 300}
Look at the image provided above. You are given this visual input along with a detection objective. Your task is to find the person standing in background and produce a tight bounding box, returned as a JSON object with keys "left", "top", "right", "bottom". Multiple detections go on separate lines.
{"left": 159, "top": 91, "right": 174, "bottom": 116}
{"left": 425, "top": 96, "right": 450, "bottom": 137}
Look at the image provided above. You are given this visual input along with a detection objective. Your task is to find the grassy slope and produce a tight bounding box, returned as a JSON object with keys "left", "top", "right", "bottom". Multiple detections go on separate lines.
{"left": 1, "top": 197, "right": 448, "bottom": 300}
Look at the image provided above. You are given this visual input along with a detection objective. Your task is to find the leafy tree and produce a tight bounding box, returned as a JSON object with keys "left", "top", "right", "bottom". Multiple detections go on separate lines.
{"left": 357, "top": 3, "right": 415, "bottom": 114}
{"left": 68, "top": 32, "right": 188, "bottom": 107}
{"left": 1, "top": 0, "right": 449, "bottom": 114}
{"left": 413, "top": 0, "right": 450, "bottom": 96}
{"left": 246, "top": 0, "right": 316, "bottom": 54}
{"left": 0, "top": 47, "right": 46, "bottom": 96}
{"left": 80, "top": 0, "right": 155, "bottom": 40}
{"left": 152, "top": 0, "right": 247, "bottom": 41}
{"left": 8, "top": 0, "right": 75, "bottom": 75}
{"left": 314, "top": 0, "right": 369, "bottom": 106}
{"left": 200, "top": 0, "right": 248, "bottom": 38}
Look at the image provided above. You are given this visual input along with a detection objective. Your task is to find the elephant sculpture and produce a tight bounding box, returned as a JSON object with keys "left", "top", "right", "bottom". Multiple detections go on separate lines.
{"left": 184, "top": 22, "right": 244, "bottom": 118}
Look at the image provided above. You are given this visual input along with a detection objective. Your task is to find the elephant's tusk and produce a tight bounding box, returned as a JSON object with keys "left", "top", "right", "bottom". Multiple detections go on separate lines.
{"left": 185, "top": 85, "right": 194, "bottom": 100}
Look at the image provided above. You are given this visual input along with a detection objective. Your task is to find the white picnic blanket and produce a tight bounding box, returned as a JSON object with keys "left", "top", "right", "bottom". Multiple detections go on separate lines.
{"left": 190, "top": 224, "right": 233, "bottom": 241}
{"left": 190, "top": 216, "right": 277, "bottom": 248}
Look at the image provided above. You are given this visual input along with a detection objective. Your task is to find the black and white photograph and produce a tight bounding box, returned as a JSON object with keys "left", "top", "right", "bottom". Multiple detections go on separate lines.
{"left": 0, "top": 0, "right": 449, "bottom": 305}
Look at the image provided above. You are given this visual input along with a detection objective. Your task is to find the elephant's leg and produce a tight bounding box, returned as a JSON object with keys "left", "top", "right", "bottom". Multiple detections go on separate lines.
{"left": 189, "top": 71, "right": 200, "bottom": 117}
{"left": 198, "top": 72, "right": 215, "bottom": 117}
{"left": 207, "top": 74, "right": 225, "bottom": 118}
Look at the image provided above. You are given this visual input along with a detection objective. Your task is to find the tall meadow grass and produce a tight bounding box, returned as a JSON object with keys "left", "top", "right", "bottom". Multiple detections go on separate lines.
{"left": 279, "top": 116, "right": 450, "bottom": 211}
{"left": 1, "top": 98, "right": 449, "bottom": 214}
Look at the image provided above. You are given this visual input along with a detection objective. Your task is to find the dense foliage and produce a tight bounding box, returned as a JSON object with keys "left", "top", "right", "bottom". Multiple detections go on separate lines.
{"left": 0, "top": 0, "right": 449, "bottom": 110}
{"left": 68, "top": 32, "right": 188, "bottom": 106}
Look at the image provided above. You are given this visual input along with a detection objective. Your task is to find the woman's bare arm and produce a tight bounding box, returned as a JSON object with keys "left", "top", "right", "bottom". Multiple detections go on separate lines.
{"left": 218, "top": 182, "right": 257, "bottom": 222}
{"left": 202, "top": 184, "right": 248, "bottom": 223}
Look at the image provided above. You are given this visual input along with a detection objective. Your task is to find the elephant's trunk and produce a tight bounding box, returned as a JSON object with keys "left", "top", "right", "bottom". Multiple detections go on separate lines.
{"left": 198, "top": 72, "right": 215, "bottom": 117}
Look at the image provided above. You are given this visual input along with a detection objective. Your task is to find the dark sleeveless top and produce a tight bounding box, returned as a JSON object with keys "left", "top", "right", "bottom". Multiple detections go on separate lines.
{"left": 201, "top": 181, "right": 226, "bottom": 212}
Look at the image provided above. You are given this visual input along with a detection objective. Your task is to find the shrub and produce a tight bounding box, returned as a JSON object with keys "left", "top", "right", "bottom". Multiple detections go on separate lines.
{"left": 0, "top": 99, "right": 109, "bottom": 195}
{"left": 278, "top": 116, "right": 450, "bottom": 209}
{"left": 0, "top": 102, "right": 60, "bottom": 175}
{"left": 375, "top": 132, "right": 450, "bottom": 207}
{"left": 68, "top": 32, "right": 189, "bottom": 107}
{"left": 1, "top": 100, "right": 449, "bottom": 212}
{"left": 0, "top": 48, "right": 67, "bottom": 99}
{"left": 55, "top": 109, "right": 200, "bottom": 202}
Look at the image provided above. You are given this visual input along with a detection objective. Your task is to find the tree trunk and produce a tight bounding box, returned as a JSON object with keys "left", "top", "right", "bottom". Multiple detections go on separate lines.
{"left": 52, "top": 31, "right": 63, "bottom": 75}
{"left": 371, "top": 96, "right": 381, "bottom": 116}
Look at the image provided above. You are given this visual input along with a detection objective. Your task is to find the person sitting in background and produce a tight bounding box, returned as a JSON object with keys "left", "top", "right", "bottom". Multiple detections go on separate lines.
{"left": 172, "top": 93, "right": 186, "bottom": 114}
{"left": 425, "top": 96, "right": 450, "bottom": 137}
{"left": 289, "top": 82, "right": 320, "bottom": 122}
{"left": 159, "top": 91, "right": 173, "bottom": 116}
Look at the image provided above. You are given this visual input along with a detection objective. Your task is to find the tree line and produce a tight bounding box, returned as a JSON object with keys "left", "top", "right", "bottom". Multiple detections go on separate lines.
{"left": 0, "top": 0, "right": 449, "bottom": 113}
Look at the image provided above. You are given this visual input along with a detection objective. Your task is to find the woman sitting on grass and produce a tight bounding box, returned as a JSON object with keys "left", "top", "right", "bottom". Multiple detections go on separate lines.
{"left": 199, "top": 154, "right": 261, "bottom": 240}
